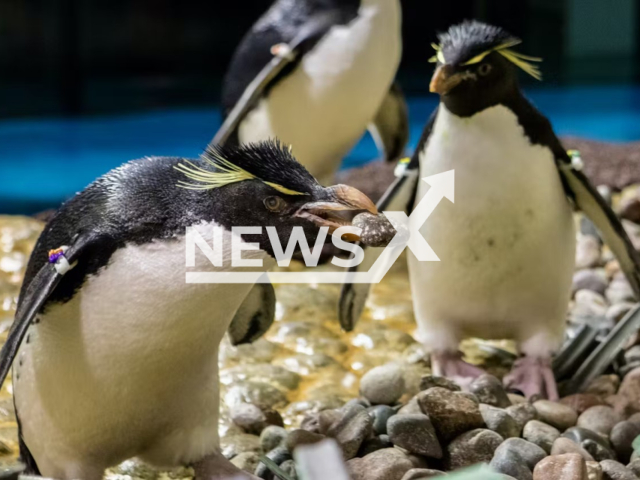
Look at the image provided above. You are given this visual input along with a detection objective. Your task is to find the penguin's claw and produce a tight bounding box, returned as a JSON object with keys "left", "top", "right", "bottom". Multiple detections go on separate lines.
{"left": 504, "top": 357, "right": 559, "bottom": 401}
{"left": 431, "top": 351, "right": 485, "bottom": 388}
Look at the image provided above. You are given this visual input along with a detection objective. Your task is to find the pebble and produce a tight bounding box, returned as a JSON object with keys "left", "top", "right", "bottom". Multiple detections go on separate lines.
{"left": 260, "top": 426, "right": 288, "bottom": 452}
{"left": 358, "top": 435, "right": 393, "bottom": 456}
{"left": 387, "top": 414, "right": 442, "bottom": 458}
{"left": 572, "top": 290, "right": 609, "bottom": 322}
{"left": 587, "top": 461, "right": 603, "bottom": 480}
{"left": 573, "top": 269, "right": 608, "bottom": 296}
{"left": 398, "top": 396, "right": 422, "bottom": 416}
{"left": 368, "top": 405, "right": 397, "bottom": 435}
{"left": 279, "top": 459, "right": 298, "bottom": 480}
{"left": 533, "top": 453, "right": 588, "bottom": 480}
{"left": 583, "top": 440, "right": 616, "bottom": 462}
{"left": 507, "top": 403, "right": 539, "bottom": 433}
{"left": 445, "top": 428, "right": 503, "bottom": 470}
{"left": 230, "top": 452, "right": 261, "bottom": 475}
{"left": 254, "top": 446, "right": 291, "bottom": 479}
{"left": 523, "top": 420, "right": 561, "bottom": 453}
{"left": 286, "top": 429, "right": 325, "bottom": 452}
{"left": 469, "top": 374, "right": 512, "bottom": 408}
{"left": 230, "top": 403, "right": 268, "bottom": 434}
{"left": 600, "top": 460, "right": 638, "bottom": 480}
{"left": 586, "top": 375, "right": 621, "bottom": 397}
{"left": 561, "top": 394, "right": 608, "bottom": 415}
{"left": 509, "top": 394, "right": 528, "bottom": 405}
{"left": 578, "top": 406, "right": 623, "bottom": 437}
{"left": 534, "top": 400, "right": 578, "bottom": 430}
{"left": 417, "top": 387, "right": 485, "bottom": 442}
{"left": 401, "top": 469, "right": 448, "bottom": 479}
{"left": 419, "top": 375, "right": 461, "bottom": 392}
{"left": 346, "top": 448, "right": 415, "bottom": 480}
{"left": 606, "top": 279, "right": 636, "bottom": 305}
{"left": 607, "top": 303, "right": 636, "bottom": 324}
{"left": 610, "top": 421, "right": 640, "bottom": 463}
{"left": 615, "top": 368, "right": 640, "bottom": 417}
{"left": 490, "top": 438, "right": 547, "bottom": 480}
{"left": 327, "top": 404, "right": 374, "bottom": 460}
{"left": 618, "top": 188, "right": 640, "bottom": 223}
{"left": 628, "top": 460, "right": 640, "bottom": 477}
{"left": 480, "top": 404, "right": 520, "bottom": 438}
{"left": 301, "top": 409, "right": 342, "bottom": 435}
{"left": 221, "top": 433, "right": 261, "bottom": 459}
{"left": 360, "top": 364, "right": 406, "bottom": 405}
{"left": 551, "top": 437, "right": 595, "bottom": 461}
{"left": 576, "top": 235, "right": 602, "bottom": 269}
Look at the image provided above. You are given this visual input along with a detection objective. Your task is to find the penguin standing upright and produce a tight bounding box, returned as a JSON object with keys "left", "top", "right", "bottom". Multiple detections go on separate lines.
{"left": 214, "top": 0, "right": 406, "bottom": 184}
{"left": 1, "top": 141, "right": 377, "bottom": 479}
{"left": 340, "top": 21, "right": 640, "bottom": 399}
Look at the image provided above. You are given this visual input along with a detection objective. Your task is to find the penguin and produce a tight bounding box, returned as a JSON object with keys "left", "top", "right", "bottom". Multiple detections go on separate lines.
{"left": 1, "top": 140, "right": 377, "bottom": 480}
{"left": 214, "top": 0, "right": 406, "bottom": 184}
{"left": 339, "top": 21, "right": 640, "bottom": 399}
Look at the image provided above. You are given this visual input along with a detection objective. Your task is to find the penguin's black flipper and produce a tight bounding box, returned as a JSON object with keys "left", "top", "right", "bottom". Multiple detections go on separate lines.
{"left": 227, "top": 278, "right": 276, "bottom": 346}
{"left": 338, "top": 108, "right": 438, "bottom": 332}
{"left": 214, "top": 9, "right": 354, "bottom": 147}
{"left": 368, "top": 82, "right": 410, "bottom": 162}
{"left": 0, "top": 232, "right": 103, "bottom": 390}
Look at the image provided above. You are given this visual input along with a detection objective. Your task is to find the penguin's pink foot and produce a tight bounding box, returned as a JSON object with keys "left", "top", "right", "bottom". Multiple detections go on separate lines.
{"left": 504, "top": 356, "right": 558, "bottom": 401}
{"left": 431, "top": 351, "right": 485, "bottom": 388}
{"left": 193, "top": 451, "right": 260, "bottom": 480}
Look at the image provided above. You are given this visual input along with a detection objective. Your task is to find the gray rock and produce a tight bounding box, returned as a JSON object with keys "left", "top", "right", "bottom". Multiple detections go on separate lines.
{"left": 600, "top": 460, "right": 638, "bottom": 480}
{"left": 360, "top": 364, "right": 406, "bottom": 405}
{"left": 469, "top": 374, "right": 512, "bottom": 408}
{"left": 346, "top": 448, "right": 415, "bottom": 480}
{"left": 585, "top": 376, "right": 620, "bottom": 397}
{"left": 445, "top": 428, "right": 503, "bottom": 470}
{"left": 358, "top": 435, "right": 393, "bottom": 456}
{"left": 533, "top": 400, "right": 578, "bottom": 430}
{"left": 573, "top": 269, "right": 608, "bottom": 296}
{"left": 279, "top": 460, "right": 298, "bottom": 480}
{"left": 584, "top": 440, "right": 616, "bottom": 462}
{"left": 480, "top": 404, "right": 520, "bottom": 438}
{"left": 523, "top": 420, "right": 561, "bottom": 453}
{"left": 419, "top": 375, "right": 461, "bottom": 392}
{"left": 490, "top": 438, "right": 547, "bottom": 480}
{"left": 606, "top": 279, "right": 636, "bottom": 305}
{"left": 368, "top": 405, "right": 397, "bottom": 435}
{"left": 417, "top": 387, "right": 485, "bottom": 441}
{"left": 255, "top": 446, "right": 291, "bottom": 479}
{"left": 578, "top": 406, "right": 623, "bottom": 437}
{"left": 576, "top": 235, "right": 602, "bottom": 269}
{"left": 627, "top": 459, "right": 640, "bottom": 477}
{"left": 286, "top": 429, "right": 325, "bottom": 452}
{"left": 221, "top": 433, "right": 261, "bottom": 459}
{"left": 611, "top": 421, "right": 640, "bottom": 463}
{"left": 387, "top": 413, "right": 443, "bottom": 459}
{"left": 587, "top": 461, "right": 603, "bottom": 480}
{"left": 401, "top": 469, "right": 448, "bottom": 479}
{"left": 533, "top": 453, "right": 588, "bottom": 480}
{"left": 260, "top": 426, "right": 288, "bottom": 452}
{"left": 551, "top": 437, "right": 595, "bottom": 461}
{"left": 398, "top": 396, "right": 422, "bottom": 416}
{"left": 301, "top": 408, "right": 342, "bottom": 435}
{"left": 327, "top": 404, "right": 374, "bottom": 460}
{"left": 231, "top": 403, "right": 268, "bottom": 434}
{"left": 563, "top": 428, "right": 615, "bottom": 454}
{"left": 507, "top": 403, "right": 539, "bottom": 433}
{"left": 231, "top": 452, "right": 261, "bottom": 475}
{"left": 607, "top": 303, "right": 636, "bottom": 325}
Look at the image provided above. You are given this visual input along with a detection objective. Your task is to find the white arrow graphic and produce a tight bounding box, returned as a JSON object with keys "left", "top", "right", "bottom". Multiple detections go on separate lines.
{"left": 186, "top": 170, "right": 455, "bottom": 284}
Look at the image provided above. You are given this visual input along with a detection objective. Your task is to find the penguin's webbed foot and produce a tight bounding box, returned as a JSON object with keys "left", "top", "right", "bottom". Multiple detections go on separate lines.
{"left": 431, "top": 351, "right": 485, "bottom": 389}
{"left": 504, "top": 356, "right": 558, "bottom": 401}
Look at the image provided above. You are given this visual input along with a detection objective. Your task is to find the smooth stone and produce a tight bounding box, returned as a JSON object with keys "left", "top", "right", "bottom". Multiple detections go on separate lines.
{"left": 279, "top": 460, "right": 298, "bottom": 480}
{"left": 260, "top": 426, "right": 288, "bottom": 452}
{"left": 401, "top": 469, "right": 448, "bottom": 479}
{"left": 551, "top": 437, "right": 595, "bottom": 461}
{"left": 600, "top": 460, "right": 638, "bottom": 480}
{"left": 534, "top": 400, "right": 578, "bottom": 430}
{"left": 327, "top": 404, "right": 374, "bottom": 460}
{"left": 301, "top": 408, "right": 342, "bottom": 435}
{"left": 360, "top": 364, "right": 406, "bottom": 406}
{"left": 610, "top": 421, "right": 640, "bottom": 463}
{"left": 578, "top": 406, "right": 623, "bottom": 436}
{"left": 445, "top": 428, "right": 503, "bottom": 470}
{"left": 533, "top": 453, "right": 588, "bottom": 480}
{"left": 606, "top": 279, "right": 636, "bottom": 305}
{"left": 221, "top": 433, "right": 261, "bottom": 459}
{"left": 417, "top": 387, "right": 485, "bottom": 442}
{"left": 576, "top": 235, "right": 602, "bottom": 269}
{"left": 616, "top": 368, "right": 640, "bottom": 416}
{"left": 490, "top": 438, "right": 548, "bottom": 480}
{"left": 387, "top": 413, "right": 443, "bottom": 459}
{"left": 286, "top": 429, "right": 325, "bottom": 452}
{"left": 507, "top": 403, "right": 539, "bottom": 433}
{"left": 254, "top": 446, "right": 291, "bottom": 479}
{"left": 585, "top": 376, "right": 621, "bottom": 397}
{"left": 231, "top": 452, "right": 261, "bottom": 475}
{"left": 573, "top": 269, "right": 608, "bottom": 296}
{"left": 470, "top": 374, "right": 512, "bottom": 408}
{"left": 509, "top": 394, "right": 527, "bottom": 405}
{"left": 618, "top": 188, "right": 640, "bottom": 223}
{"left": 587, "top": 461, "right": 604, "bottom": 480}
{"left": 561, "top": 394, "right": 608, "bottom": 415}
{"left": 583, "top": 440, "right": 616, "bottom": 462}
{"left": 563, "top": 428, "right": 614, "bottom": 453}
{"left": 230, "top": 403, "right": 268, "bottom": 434}
{"left": 358, "top": 435, "right": 393, "bottom": 457}
{"left": 419, "top": 375, "right": 461, "bottom": 392}
{"left": 523, "top": 420, "right": 561, "bottom": 453}
{"left": 480, "top": 404, "right": 520, "bottom": 438}
{"left": 369, "top": 405, "right": 397, "bottom": 435}
{"left": 627, "top": 460, "right": 640, "bottom": 477}
{"left": 346, "top": 448, "right": 415, "bottom": 480}
{"left": 607, "top": 303, "right": 636, "bottom": 324}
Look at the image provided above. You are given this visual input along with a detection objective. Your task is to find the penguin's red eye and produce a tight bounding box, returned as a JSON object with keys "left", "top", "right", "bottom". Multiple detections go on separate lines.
{"left": 264, "top": 196, "right": 286, "bottom": 212}
{"left": 478, "top": 63, "right": 492, "bottom": 76}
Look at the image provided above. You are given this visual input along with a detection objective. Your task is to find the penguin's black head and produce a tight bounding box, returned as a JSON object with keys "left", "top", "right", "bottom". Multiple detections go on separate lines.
{"left": 429, "top": 20, "right": 542, "bottom": 117}
{"left": 176, "top": 140, "right": 377, "bottom": 257}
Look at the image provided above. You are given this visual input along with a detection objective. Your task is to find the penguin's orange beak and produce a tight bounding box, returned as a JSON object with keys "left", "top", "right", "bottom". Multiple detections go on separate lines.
{"left": 430, "top": 65, "right": 464, "bottom": 95}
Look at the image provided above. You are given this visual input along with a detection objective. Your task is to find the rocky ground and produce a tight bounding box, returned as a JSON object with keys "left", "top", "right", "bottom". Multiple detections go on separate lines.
{"left": 4, "top": 170, "right": 640, "bottom": 478}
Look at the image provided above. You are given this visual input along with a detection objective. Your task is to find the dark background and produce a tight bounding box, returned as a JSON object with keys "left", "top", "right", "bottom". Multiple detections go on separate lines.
{"left": 1, "top": 0, "right": 636, "bottom": 119}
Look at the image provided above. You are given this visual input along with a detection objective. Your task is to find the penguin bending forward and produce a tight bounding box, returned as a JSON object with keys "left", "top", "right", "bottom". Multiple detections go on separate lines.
{"left": 215, "top": 0, "right": 406, "bottom": 184}
{"left": 2, "top": 141, "right": 377, "bottom": 479}
{"left": 339, "top": 21, "right": 640, "bottom": 400}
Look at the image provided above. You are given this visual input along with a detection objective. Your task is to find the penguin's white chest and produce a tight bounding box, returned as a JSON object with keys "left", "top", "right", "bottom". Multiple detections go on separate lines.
{"left": 239, "top": 0, "right": 402, "bottom": 183}
{"left": 13, "top": 223, "right": 272, "bottom": 478}
{"left": 408, "top": 105, "right": 575, "bottom": 354}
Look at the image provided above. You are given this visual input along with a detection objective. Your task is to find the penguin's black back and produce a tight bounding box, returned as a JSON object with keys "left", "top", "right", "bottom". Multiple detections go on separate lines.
{"left": 221, "top": 0, "right": 360, "bottom": 116}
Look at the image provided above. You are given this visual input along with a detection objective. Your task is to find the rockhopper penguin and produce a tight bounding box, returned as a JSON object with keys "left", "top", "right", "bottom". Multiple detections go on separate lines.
{"left": 339, "top": 21, "right": 640, "bottom": 399}
{"left": 1, "top": 141, "right": 377, "bottom": 479}
{"left": 214, "top": 0, "right": 406, "bottom": 184}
